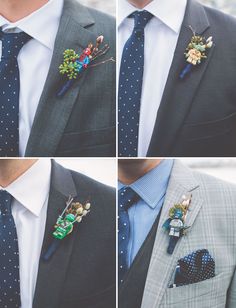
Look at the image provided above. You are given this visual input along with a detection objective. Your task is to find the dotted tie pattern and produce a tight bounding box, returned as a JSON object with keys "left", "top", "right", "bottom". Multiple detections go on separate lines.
{"left": 118, "top": 11, "right": 153, "bottom": 157}
{"left": 0, "top": 30, "right": 31, "bottom": 157}
{"left": 118, "top": 187, "right": 140, "bottom": 284}
{"left": 0, "top": 191, "right": 21, "bottom": 308}
{"left": 175, "top": 249, "right": 215, "bottom": 286}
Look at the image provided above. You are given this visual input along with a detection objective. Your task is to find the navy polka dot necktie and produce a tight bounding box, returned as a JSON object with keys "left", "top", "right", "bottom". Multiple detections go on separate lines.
{"left": 118, "top": 11, "right": 153, "bottom": 157}
{"left": 118, "top": 187, "right": 140, "bottom": 283}
{"left": 0, "top": 191, "right": 21, "bottom": 307}
{"left": 0, "top": 30, "right": 31, "bottom": 157}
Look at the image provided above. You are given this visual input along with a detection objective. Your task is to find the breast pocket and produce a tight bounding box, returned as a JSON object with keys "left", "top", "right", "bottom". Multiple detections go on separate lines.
{"left": 177, "top": 113, "right": 236, "bottom": 156}
{"left": 61, "top": 285, "right": 116, "bottom": 308}
{"left": 55, "top": 126, "right": 116, "bottom": 157}
{"left": 160, "top": 272, "right": 230, "bottom": 308}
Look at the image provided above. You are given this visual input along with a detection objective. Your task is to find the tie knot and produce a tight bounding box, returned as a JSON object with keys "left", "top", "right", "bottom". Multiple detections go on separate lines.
{"left": 0, "top": 190, "right": 12, "bottom": 215}
{"left": 131, "top": 10, "right": 153, "bottom": 29}
{"left": 119, "top": 187, "right": 139, "bottom": 210}
{"left": 0, "top": 30, "right": 32, "bottom": 60}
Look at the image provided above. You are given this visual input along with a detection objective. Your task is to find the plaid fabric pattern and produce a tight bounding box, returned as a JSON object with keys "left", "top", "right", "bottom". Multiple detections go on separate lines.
{"left": 140, "top": 160, "right": 236, "bottom": 308}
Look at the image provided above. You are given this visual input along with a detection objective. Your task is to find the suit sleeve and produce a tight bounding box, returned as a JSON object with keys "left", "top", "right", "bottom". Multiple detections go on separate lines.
{"left": 226, "top": 267, "right": 236, "bottom": 307}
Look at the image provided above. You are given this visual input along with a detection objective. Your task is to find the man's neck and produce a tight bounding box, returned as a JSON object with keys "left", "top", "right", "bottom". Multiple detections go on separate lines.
{"left": 128, "top": 0, "right": 153, "bottom": 9}
{"left": 0, "top": 159, "right": 37, "bottom": 187}
{"left": 0, "top": 0, "right": 49, "bottom": 22}
{"left": 118, "top": 159, "right": 162, "bottom": 185}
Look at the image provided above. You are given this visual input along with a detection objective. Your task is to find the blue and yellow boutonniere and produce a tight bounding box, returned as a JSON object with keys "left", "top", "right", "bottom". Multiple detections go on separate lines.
{"left": 180, "top": 27, "right": 213, "bottom": 79}
{"left": 57, "top": 35, "right": 115, "bottom": 97}
{"left": 42, "top": 196, "right": 91, "bottom": 261}
{"left": 163, "top": 195, "right": 192, "bottom": 255}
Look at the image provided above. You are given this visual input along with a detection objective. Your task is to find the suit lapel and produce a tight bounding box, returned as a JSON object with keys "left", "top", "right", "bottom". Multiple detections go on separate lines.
{"left": 33, "top": 161, "right": 87, "bottom": 308}
{"left": 25, "top": 0, "right": 98, "bottom": 156}
{"left": 141, "top": 161, "right": 203, "bottom": 308}
{"left": 147, "top": 0, "right": 215, "bottom": 156}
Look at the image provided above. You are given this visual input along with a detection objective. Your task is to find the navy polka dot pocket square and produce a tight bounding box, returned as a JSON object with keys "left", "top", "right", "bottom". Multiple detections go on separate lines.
{"left": 171, "top": 249, "right": 215, "bottom": 287}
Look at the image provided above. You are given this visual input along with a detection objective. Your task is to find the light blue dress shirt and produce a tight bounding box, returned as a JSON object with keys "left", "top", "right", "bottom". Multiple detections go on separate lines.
{"left": 118, "top": 159, "right": 174, "bottom": 267}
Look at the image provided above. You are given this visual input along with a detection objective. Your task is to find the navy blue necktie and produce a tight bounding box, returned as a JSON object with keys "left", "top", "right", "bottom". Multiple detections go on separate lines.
{"left": 118, "top": 11, "right": 153, "bottom": 157}
{"left": 0, "top": 30, "right": 31, "bottom": 156}
{"left": 0, "top": 191, "right": 21, "bottom": 307}
{"left": 118, "top": 187, "right": 140, "bottom": 283}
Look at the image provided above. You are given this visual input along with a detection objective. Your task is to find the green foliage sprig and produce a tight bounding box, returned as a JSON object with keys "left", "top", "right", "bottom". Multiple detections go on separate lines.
{"left": 59, "top": 49, "right": 80, "bottom": 80}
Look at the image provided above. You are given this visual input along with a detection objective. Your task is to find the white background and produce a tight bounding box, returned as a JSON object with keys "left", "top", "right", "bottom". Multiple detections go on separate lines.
{"left": 56, "top": 159, "right": 117, "bottom": 187}
{"left": 78, "top": 0, "right": 115, "bottom": 15}
{"left": 183, "top": 158, "right": 236, "bottom": 184}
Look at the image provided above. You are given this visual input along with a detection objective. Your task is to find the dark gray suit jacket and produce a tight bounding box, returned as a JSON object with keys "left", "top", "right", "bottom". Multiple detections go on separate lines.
{"left": 33, "top": 161, "right": 116, "bottom": 308}
{"left": 147, "top": 0, "right": 236, "bottom": 157}
{"left": 25, "top": 0, "right": 116, "bottom": 157}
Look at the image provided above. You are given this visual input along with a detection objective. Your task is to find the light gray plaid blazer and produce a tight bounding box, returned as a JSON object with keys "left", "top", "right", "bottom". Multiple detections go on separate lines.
{"left": 141, "top": 160, "right": 236, "bottom": 308}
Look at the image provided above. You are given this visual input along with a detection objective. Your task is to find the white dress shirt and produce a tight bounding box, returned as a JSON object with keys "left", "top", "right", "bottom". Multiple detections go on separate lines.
{"left": 118, "top": 0, "right": 187, "bottom": 156}
{"left": 0, "top": 0, "right": 64, "bottom": 156}
{"left": 0, "top": 159, "right": 51, "bottom": 308}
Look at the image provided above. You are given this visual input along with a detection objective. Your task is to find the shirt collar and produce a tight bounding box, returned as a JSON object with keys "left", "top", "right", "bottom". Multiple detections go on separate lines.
{"left": 118, "top": 0, "right": 187, "bottom": 33}
{"left": 0, "top": 0, "right": 64, "bottom": 50}
{"left": 1, "top": 159, "right": 51, "bottom": 217}
{"left": 119, "top": 159, "right": 174, "bottom": 209}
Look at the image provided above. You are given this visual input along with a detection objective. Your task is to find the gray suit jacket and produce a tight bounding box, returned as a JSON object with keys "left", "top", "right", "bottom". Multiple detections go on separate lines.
{"left": 141, "top": 161, "right": 236, "bottom": 308}
{"left": 25, "top": 0, "right": 116, "bottom": 157}
{"left": 33, "top": 161, "right": 116, "bottom": 308}
{"left": 147, "top": 0, "right": 236, "bottom": 157}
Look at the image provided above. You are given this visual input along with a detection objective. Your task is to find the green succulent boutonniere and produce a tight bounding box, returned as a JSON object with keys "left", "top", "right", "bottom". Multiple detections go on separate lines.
{"left": 53, "top": 196, "right": 91, "bottom": 240}
{"left": 57, "top": 35, "right": 115, "bottom": 97}
{"left": 42, "top": 196, "right": 91, "bottom": 261}
{"left": 59, "top": 49, "right": 82, "bottom": 80}
{"left": 180, "top": 26, "right": 213, "bottom": 79}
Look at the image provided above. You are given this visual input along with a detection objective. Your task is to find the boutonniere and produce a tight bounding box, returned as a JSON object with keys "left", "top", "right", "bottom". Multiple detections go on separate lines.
{"left": 162, "top": 194, "right": 192, "bottom": 255}
{"left": 57, "top": 35, "right": 115, "bottom": 97}
{"left": 180, "top": 26, "right": 213, "bottom": 79}
{"left": 42, "top": 196, "right": 91, "bottom": 261}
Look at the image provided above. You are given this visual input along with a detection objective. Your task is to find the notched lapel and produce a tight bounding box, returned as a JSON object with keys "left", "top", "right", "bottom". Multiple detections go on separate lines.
{"left": 25, "top": 1, "right": 98, "bottom": 157}
{"left": 148, "top": 0, "right": 215, "bottom": 156}
{"left": 141, "top": 161, "right": 203, "bottom": 308}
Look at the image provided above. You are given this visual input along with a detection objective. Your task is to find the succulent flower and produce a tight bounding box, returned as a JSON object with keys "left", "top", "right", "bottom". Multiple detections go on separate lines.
{"left": 186, "top": 48, "right": 202, "bottom": 65}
